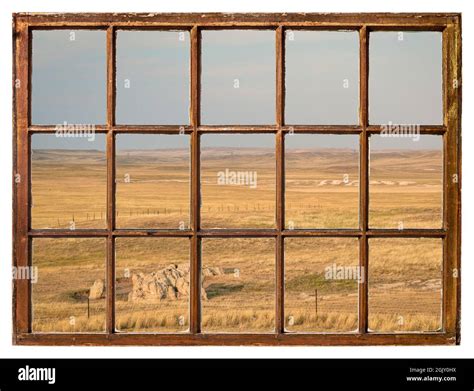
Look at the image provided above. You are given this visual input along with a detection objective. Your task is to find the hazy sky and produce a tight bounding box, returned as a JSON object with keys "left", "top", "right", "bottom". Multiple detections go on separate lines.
{"left": 370, "top": 134, "right": 442, "bottom": 150}
{"left": 32, "top": 30, "right": 107, "bottom": 125}
{"left": 201, "top": 134, "right": 274, "bottom": 148}
{"left": 369, "top": 31, "right": 443, "bottom": 125}
{"left": 31, "top": 132, "right": 442, "bottom": 151}
{"left": 116, "top": 30, "right": 190, "bottom": 125}
{"left": 32, "top": 134, "right": 106, "bottom": 151}
{"left": 286, "top": 134, "right": 359, "bottom": 149}
{"left": 32, "top": 29, "right": 443, "bottom": 149}
{"left": 285, "top": 30, "right": 359, "bottom": 125}
{"left": 201, "top": 30, "right": 276, "bottom": 125}
{"left": 116, "top": 134, "right": 189, "bottom": 150}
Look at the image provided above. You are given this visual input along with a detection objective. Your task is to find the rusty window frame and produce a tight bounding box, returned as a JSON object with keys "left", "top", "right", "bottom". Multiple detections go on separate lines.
{"left": 12, "top": 12, "right": 461, "bottom": 346}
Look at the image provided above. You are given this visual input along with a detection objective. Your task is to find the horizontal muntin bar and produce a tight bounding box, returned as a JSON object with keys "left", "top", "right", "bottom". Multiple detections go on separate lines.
{"left": 366, "top": 229, "right": 446, "bottom": 238}
{"left": 28, "top": 125, "right": 193, "bottom": 134}
{"left": 281, "top": 125, "right": 362, "bottom": 133}
{"left": 198, "top": 229, "right": 277, "bottom": 237}
{"left": 28, "top": 125, "right": 108, "bottom": 133}
{"left": 366, "top": 125, "right": 447, "bottom": 134}
{"left": 28, "top": 228, "right": 446, "bottom": 238}
{"left": 198, "top": 125, "right": 278, "bottom": 133}
{"left": 113, "top": 125, "right": 193, "bottom": 133}
{"left": 27, "top": 125, "right": 447, "bottom": 135}
{"left": 283, "top": 229, "right": 362, "bottom": 237}
{"left": 28, "top": 229, "right": 192, "bottom": 237}
{"left": 28, "top": 229, "right": 109, "bottom": 237}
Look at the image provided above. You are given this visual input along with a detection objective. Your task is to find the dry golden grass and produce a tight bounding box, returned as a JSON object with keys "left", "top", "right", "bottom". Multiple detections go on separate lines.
{"left": 31, "top": 150, "right": 107, "bottom": 229}
{"left": 369, "top": 149, "right": 443, "bottom": 228}
{"left": 31, "top": 147, "right": 443, "bottom": 333}
{"left": 201, "top": 148, "right": 276, "bottom": 228}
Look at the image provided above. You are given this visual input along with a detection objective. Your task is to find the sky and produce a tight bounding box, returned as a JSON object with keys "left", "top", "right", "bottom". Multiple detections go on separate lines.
{"left": 32, "top": 134, "right": 106, "bottom": 150}
{"left": 32, "top": 30, "right": 107, "bottom": 125}
{"left": 115, "top": 30, "right": 190, "bottom": 125}
{"left": 369, "top": 31, "right": 443, "bottom": 125}
{"left": 200, "top": 30, "right": 276, "bottom": 125}
{"left": 31, "top": 29, "right": 443, "bottom": 149}
{"left": 370, "top": 134, "right": 443, "bottom": 151}
{"left": 116, "top": 134, "right": 189, "bottom": 150}
{"left": 31, "top": 133, "right": 442, "bottom": 151}
{"left": 285, "top": 30, "right": 359, "bottom": 125}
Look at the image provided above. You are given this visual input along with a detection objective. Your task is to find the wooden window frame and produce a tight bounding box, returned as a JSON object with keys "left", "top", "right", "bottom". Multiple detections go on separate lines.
{"left": 12, "top": 12, "right": 462, "bottom": 346}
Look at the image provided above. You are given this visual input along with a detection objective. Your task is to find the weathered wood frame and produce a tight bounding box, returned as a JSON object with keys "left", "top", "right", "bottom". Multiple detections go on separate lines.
{"left": 13, "top": 13, "right": 462, "bottom": 346}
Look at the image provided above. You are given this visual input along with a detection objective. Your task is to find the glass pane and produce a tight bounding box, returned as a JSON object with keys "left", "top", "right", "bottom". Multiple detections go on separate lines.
{"left": 368, "top": 238, "right": 442, "bottom": 332}
{"left": 31, "top": 134, "right": 107, "bottom": 229}
{"left": 285, "top": 30, "right": 359, "bottom": 125}
{"left": 285, "top": 134, "right": 359, "bottom": 229}
{"left": 369, "top": 31, "right": 443, "bottom": 125}
{"left": 115, "top": 238, "right": 190, "bottom": 332}
{"left": 32, "top": 238, "right": 106, "bottom": 332}
{"left": 285, "top": 238, "right": 359, "bottom": 332}
{"left": 32, "top": 30, "right": 106, "bottom": 125}
{"left": 116, "top": 134, "right": 190, "bottom": 229}
{"left": 201, "top": 238, "right": 275, "bottom": 333}
{"left": 200, "top": 134, "right": 275, "bottom": 228}
{"left": 201, "top": 30, "right": 275, "bottom": 125}
{"left": 369, "top": 135, "right": 443, "bottom": 229}
{"left": 116, "top": 31, "right": 190, "bottom": 125}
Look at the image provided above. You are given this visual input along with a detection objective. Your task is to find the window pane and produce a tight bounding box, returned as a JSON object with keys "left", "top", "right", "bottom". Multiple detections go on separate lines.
{"left": 31, "top": 134, "right": 107, "bottom": 229}
{"left": 116, "top": 31, "right": 190, "bottom": 125}
{"left": 200, "top": 134, "right": 275, "bottom": 228}
{"left": 32, "top": 30, "right": 106, "bottom": 125}
{"left": 115, "top": 238, "right": 190, "bottom": 332}
{"left": 285, "top": 31, "right": 359, "bottom": 125}
{"left": 201, "top": 30, "right": 275, "bottom": 125}
{"left": 285, "top": 238, "right": 359, "bottom": 332}
{"left": 116, "top": 134, "right": 190, "bottom": 229}
{"left": 201, "top": 238, "right": 275, "bottom": 333}
{"left": 32, "top": 238, "right": 106, "bottom": 332}
{"left": 368, "top": 238, "right": 442, "bottom": 332}
{"left": 369, "top": 135, "right": 443, "bottom": 229}
{"left": 369, "top": 31, "right": 443, "bottom": 125}
{"left": 285, "top": 134, "right": 359, "bottom": 229}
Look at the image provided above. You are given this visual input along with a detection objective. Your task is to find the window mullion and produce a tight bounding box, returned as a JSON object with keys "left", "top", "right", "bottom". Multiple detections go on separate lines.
{"left": 359, "top": 25, "right": 369, "bottom": 334}
{"left": 106, "top": 25, "right": 116, "bottom": 334}
{"left": 275, "top": 26, "right": 285, "bottom": 334}
{"left": 190, "top": 26, "right": 201, "bottom": 334}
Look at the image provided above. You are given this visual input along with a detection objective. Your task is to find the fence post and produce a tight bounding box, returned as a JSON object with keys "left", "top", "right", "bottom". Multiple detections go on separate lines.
{"left": 315, "top": 289, "right": 318, "bottom": 318}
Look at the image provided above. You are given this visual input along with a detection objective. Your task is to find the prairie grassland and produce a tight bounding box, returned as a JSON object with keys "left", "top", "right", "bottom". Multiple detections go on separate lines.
{"left": 32, "top": 238, "right": 106, "bottom": 332}
{"left": 370, "top": 149, "right": 443, "bottom": 228}
{"left": 285, "top": 148, "right": 359, "bottom": 228}
{"left": 284, "top": 238, "right": 359, "bottom": 332}
{"left": 115, "top": 149, "right": 190, "bottom": 229}
{"left": 115, "top": 237, "right": 190, "bottom": 332}
{"left": 31, "top": 149, "right": 107, "bottom": 229}
{"left": 368, "top": 238, "right": 442, "bottom": 332}
{"left": 200, "top": 238, "right": 275, "bottom": 332}
{"left": 201, "top": 148, "right": 276, "bottom": 228}
{"left": 31, "top": 146, "right": 443, "bottom": 333}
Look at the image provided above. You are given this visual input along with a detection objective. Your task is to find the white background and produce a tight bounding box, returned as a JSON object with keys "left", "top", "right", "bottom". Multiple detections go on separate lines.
{"left": 0, "top": 0, "right": 471, "bottom": 359}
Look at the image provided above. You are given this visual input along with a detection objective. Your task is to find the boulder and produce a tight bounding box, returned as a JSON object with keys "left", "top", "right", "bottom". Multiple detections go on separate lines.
{"left": 86, "top": 264, "right": 223, "bottom": 302}
{"left": 202, "top": 267, "right": 222, "bottom": 277}
{"left": 89, "top": 279, "right": 105, "bottom": 300}
{"left": 128, "top": 264, "right": 201, "bottom": 302}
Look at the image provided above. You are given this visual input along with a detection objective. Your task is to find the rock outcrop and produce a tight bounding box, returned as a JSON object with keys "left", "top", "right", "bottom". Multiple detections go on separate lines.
{"left": 128, "top": 264, "right": 190, "bottom": 302}
{"left": 89, "top": 279, "right": 105, "bottom": 300}
{"left": 89, "top": 264, "right": 222, "bottom": 302}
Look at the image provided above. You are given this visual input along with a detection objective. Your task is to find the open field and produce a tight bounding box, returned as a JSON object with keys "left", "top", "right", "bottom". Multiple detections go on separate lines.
{"left": 31, "top": 145, "right": 443, "bottom": 333}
